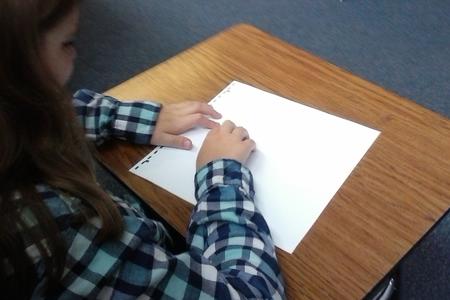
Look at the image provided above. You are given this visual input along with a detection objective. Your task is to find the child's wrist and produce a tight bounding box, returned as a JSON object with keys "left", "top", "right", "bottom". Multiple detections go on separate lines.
{"left": 194, "top": 159, "right": 254, "bottom": 201}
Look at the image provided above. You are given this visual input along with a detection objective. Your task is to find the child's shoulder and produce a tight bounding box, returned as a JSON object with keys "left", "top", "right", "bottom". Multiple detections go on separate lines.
{"left": 34, "top": 184, "right": 149, "bottom": 221}
{"left": 34, "top": 184, "right": 87, "bottom": 218}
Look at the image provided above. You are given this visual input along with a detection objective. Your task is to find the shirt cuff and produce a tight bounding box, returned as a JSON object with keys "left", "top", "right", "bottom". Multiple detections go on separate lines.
{"left": 113, "top": 101, "right": 161, "bottom": 144}
{"left": 194, "top": 159, "right": 254, "bottom": 202}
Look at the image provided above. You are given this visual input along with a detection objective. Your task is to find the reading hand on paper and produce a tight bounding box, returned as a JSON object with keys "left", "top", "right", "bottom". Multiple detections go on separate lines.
{"left": 197, "top": 120, "right": 256, "bottom": 170}
{"left": 150, "top": 101, "right": 222, "bottom": 149}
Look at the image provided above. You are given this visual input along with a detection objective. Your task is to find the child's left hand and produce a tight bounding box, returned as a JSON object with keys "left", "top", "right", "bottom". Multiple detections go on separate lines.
{"left": 150, "top": 101, "right": 222, "bottom": 149}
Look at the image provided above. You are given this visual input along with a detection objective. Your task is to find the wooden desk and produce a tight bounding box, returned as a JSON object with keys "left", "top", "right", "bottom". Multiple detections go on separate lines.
{"left": 98, "top": 24, "right": 450, "bottom": 299}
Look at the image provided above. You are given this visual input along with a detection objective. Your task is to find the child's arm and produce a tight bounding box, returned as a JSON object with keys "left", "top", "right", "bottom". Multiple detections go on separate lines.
{"left": 187, "top": 159, "right": 286, "bottom": 299}
{"left": 33, "top": 160, "right": 284, "bottom": 299}
{"left": 72, "top": 89, "right": 221, "bottom": 148}
{"left": 72, "top": 89, "right": 160, "bottom": 145}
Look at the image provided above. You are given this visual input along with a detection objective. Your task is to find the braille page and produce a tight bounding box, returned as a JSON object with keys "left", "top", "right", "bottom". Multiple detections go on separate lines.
{"left": 130, "top": 81, "right": 380, "bottom": 253}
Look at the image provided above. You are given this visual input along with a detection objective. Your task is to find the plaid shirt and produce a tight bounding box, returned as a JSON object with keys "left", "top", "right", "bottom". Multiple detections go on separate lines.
{"left": 27, "top": 89, "right": 285, "bottom": 299}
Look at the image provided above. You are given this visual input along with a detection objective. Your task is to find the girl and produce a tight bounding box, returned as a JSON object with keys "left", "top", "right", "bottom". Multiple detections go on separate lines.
{"left": 0, "top": 1, "right": 285, "bottom": 299}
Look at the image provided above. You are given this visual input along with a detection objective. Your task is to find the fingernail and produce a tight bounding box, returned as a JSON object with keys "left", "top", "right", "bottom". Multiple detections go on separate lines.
{"left": 183, "top": 140, "right": 192, "bottom": 149}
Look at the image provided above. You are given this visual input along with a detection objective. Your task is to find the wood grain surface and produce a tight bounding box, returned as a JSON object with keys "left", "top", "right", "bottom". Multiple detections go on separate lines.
{"left": 97, "top": 24, "right": 450, "bottom": 299}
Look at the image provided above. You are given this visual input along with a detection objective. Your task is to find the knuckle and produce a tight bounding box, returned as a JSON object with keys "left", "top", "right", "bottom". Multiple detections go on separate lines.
{"left": 235, "top": 126, "right": 248, "bottom": 136}
{"left": 247, "top": 139, "right": 256, "bottom": 147}
{"left": 225, "top": 120, "right": 235, "bottom": 127}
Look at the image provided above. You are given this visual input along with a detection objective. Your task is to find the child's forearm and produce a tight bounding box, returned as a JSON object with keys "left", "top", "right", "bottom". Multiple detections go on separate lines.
{"left": 72, "top": 89, "right": 160, "bottom": 145}
{"left": 189, "top": 158, "right": 286, "bottom": 299}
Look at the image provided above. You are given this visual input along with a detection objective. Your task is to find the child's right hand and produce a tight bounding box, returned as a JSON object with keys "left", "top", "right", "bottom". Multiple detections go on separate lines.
{"left": 196, "top": 120, "right": 256, "bottom": 170}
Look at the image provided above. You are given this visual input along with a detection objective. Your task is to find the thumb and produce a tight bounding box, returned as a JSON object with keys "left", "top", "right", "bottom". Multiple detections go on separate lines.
{"left": 161, "top": 133, "right": 192, "bottom": 150}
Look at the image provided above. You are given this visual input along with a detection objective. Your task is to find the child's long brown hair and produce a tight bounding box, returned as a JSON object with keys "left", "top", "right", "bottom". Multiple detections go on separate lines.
{"left": 0, "top": 0, "right": 123, "bottom": 298}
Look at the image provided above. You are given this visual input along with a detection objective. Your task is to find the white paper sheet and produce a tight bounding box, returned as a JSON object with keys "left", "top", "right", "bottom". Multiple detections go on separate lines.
{"left": 130, "top": 81, "right": 380, "bottom": 253}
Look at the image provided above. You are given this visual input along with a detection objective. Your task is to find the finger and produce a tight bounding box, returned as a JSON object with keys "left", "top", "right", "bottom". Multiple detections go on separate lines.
{"left": 195, "top": 116, "right": 220, "bottom": 129}
{"left": 179, "top": 102, "right": 222, "bottom": 119}
{"left": 158, "top": 133, "right": 192, "bottom": 150}
{"left": 243, "top": 139, "right": 256, "bottom": 151}
{"left": 237, "top": 139, "right": 256, "bottom": 163}
{"left": 221, "top": 120, "right": 236, "bottom": 133}
{"left": 179, "top": 114, "right": 220, "bottom": 131}
{"left": 244, "top": 138, "right": 256, "bottom": 152}
{"left": 232, "top": 126, "right": 249, "bottom": 140}
{"left": 200, "top": 103, "right": 222, "bottom": 119}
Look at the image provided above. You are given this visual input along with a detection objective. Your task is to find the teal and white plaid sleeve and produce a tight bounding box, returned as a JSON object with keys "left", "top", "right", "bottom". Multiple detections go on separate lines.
{"left": 73, "top": 89, "right": 161, "bottom": 144}
{"left": 189, "top": 159, "right": 285, "bottom": 299}
{"left": 26, "top": 159, "right": 285, "bottom": 299}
